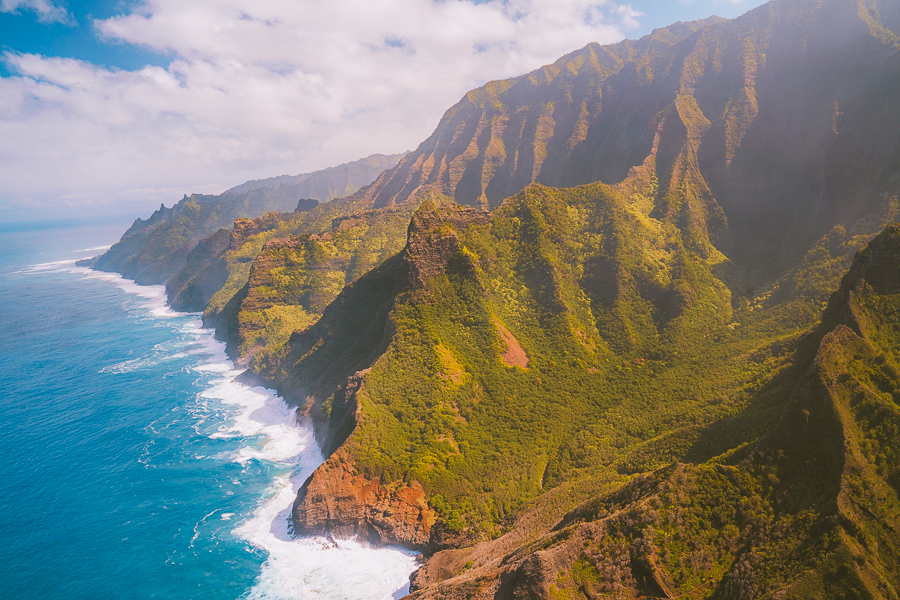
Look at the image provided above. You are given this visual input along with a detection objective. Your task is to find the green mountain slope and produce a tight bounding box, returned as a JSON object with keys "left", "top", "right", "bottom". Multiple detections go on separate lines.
{"left": 282, "top": 184, "right": 805, "bottom": 546}
{"left": 405, "top": 226, "right": 900, "bottom": 599}
{"left": 248, "top": 0, "right": 900, "bottom": 594}
{"left": 91, "top": 152, "right": 404, "bottom": 285}
{"left": 92, "top": 190, "right": 318, "bottom": 285}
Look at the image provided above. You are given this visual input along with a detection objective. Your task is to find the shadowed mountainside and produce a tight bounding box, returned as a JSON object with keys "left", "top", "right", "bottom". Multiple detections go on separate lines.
{"left": 225, "top": 152, "right": 407, "bottom": 198}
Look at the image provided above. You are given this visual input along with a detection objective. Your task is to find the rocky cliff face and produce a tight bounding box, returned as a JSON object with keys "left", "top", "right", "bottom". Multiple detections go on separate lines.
{"left": 353, "top": 19, "right": 718, "bottom": 211}
{"left": 166, "top": 228, "right": 231, "bottom": 312}
{"left": 293, "top": 450, "right": 437, "bottom": 550}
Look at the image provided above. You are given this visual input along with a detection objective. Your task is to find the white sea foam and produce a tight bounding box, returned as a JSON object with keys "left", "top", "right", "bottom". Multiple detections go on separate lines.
{"left": 235, "top": 472, "right": 419, "bottom": 600}
{"left": 191, "top": 328, "right": 420, "bottom": 599}
{"left": 15, "top": 258, "right": 79, "bottom": 274}
{"left": 72, "top": 253, "right": 420, "bottom": 599}
{"left": 32, "top": 258, "right": 79, "bottom": 268}
{"left": 203, "top": 378, "right": 312, "bottom": 465}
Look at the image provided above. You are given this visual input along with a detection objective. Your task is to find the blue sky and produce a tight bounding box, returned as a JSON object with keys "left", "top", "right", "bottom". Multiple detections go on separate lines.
{"left": 630, "top": 0, "right": 768, "bottom": 33}
{"left": 0, "top": 0, "right": 769, "bottom": 221}
{"left": 0, "top": 1, "right": 169, "bottom": 76}
{"left": 0, "top": 0, "right": 767, "bottom": 74}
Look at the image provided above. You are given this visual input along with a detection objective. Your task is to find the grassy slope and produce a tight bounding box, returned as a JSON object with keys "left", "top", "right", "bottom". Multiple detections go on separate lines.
{"left": 390, "top": 226, "right": 900, "bottom": 600}
{"left": 234, "top": 206, "right": 416, "bottom": 373}
{"left": 93, "top": 152, "right": 406, "bottom": 287}
{"left": 528, "top": 228, "right": 900, "bottom": 600}
{"left": 93, "top": 189, "right": 317, "bottom": 285}
{"left": 282, "top": 167, "right": 868, "bottom": 538}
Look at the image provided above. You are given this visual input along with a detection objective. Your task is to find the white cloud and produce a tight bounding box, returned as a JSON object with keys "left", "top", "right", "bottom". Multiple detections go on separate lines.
{"left": 0, "top": 0, "right": 641, "bottom": 219}
{"left": 0, "top": 0, "right": 70, "bottom": 23}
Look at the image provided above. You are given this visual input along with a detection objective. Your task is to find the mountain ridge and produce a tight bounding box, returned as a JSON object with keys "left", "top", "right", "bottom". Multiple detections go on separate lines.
{"left": 89, "top": 152, "right": 405, "bottom": 285}
{"left": 224, "top": 152, "right": 408, "bottom": 197}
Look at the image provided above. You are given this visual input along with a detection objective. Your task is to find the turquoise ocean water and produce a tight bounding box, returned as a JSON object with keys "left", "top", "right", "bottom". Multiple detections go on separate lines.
{"left": 0, "top": 223, "right": 417, "bottom": 599}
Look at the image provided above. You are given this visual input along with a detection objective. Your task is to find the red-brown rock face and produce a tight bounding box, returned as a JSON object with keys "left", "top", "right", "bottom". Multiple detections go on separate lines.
{"left": 292, "top": 452, "right": 437, "bottom": 549}
{"left": 230, "top": 212, "right": 288, "bottom": 249}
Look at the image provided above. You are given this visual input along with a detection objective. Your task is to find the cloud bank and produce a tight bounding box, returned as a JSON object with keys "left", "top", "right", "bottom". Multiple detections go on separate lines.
{"left": 1, "top": 0, "right": 70, "bottom": 23}
{"left": 0, "top": 0, "right": 642, "bottom": 218}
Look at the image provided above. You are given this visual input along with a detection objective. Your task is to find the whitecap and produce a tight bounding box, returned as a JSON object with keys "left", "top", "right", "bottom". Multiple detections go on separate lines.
{"left": 15, "top": 258, "right": 79, "bottom": 274}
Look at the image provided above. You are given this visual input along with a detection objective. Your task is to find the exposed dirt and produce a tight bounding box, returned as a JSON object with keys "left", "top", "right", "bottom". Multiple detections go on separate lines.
{"left": 493, "top": 317, "right": 529, "bottom": 368}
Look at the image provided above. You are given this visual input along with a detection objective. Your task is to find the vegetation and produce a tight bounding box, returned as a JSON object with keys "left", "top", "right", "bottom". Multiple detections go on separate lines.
{"left": 274, "top": 180, "right": 899, "bottom": 596}
{"left": 94, "top": 188, "right": 317, "bottom": 285}
{"left": 93, "top": 152, "right": 404, "bottom": 286}
{"left": 234, "top": 206, "right": 416, "bottom": 373}
{"left": 323, "top": 185, "right": 824, "bottom": 532}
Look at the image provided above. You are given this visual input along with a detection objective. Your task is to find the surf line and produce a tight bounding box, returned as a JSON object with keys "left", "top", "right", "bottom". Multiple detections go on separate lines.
{"left": 65, "top": 261, "right": 420, "bottom": 600}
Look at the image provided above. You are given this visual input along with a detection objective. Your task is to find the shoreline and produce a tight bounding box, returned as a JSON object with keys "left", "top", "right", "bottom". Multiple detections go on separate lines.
{"left": 75, "top": 260, "right": 421, "bottom": 599}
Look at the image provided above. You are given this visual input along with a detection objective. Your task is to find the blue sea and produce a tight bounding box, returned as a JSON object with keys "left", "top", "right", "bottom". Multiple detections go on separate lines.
{"left": 0, "top": 222, "right": 417, "bottom": 599}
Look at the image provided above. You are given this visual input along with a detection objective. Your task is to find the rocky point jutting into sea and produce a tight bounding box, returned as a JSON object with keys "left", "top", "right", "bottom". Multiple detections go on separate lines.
{"left": 89, "top": 0, "right": 900, "bottom": 597}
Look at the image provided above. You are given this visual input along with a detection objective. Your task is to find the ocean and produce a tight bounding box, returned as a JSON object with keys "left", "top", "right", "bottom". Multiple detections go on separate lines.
{"left": 0, "top": 222, "right": 418, "bottom": 599}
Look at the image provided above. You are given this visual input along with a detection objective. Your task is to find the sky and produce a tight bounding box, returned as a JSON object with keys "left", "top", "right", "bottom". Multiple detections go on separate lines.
{"left": 0, "top": 0, "right": 769, "bottom": 223}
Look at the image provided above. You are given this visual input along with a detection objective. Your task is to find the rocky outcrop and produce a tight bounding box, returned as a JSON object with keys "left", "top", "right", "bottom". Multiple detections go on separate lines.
{"left": 229, "top": 212, "right": 289, "bottom": 249}
{"left": 404, "top": 203, "right": 492, "bottom": 291}
{"left": 292, "top": 451, "right": 437, "bottom": 550}
{"left": 224, "top": 205, "right": 418, "bottom": 374}
{"left": 318, "top": 371, "right": 364, "bottom": 457}
{"left": 819, "top": 224, "right": 900, "bottom": 335}
{"left": 276, "top": 202, "right": 492, "bottom": 408}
